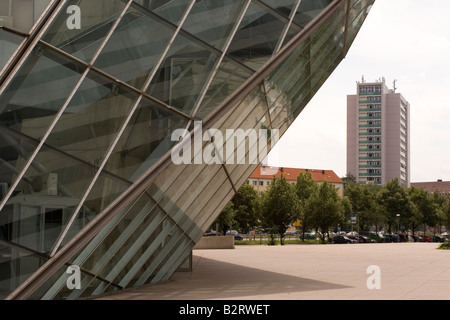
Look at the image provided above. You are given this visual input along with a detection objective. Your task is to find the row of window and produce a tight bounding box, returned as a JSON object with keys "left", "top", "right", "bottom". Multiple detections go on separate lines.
{"left": 359, "top": 86, "right": 382, "bottom": 94}
{"left": 247, "top": 180, "right": 271, "bottom": 186}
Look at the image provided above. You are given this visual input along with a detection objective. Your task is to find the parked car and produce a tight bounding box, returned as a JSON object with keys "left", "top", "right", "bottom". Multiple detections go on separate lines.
{"left": 300, "top": 233, "right": 316, "bottom": 240}
{"left": 234, "top": 234, "right": 243, "bottom": 241}
{"left": 431, "top": 236, "right": 445, "bottom": 243}
{"left": 421, "top": 235, "right": 432, "bottom": 242}
{"left": 384, "top": 234, "right": 399, "bottom": 243}
{"left": 331, "top": 235, "right": 357, "bottom": 244}
{"left": 204, "top": 230, "right": 220, "bottom": 236}
{"left": 353, "top": 235, "right": 375, "bottom": 243}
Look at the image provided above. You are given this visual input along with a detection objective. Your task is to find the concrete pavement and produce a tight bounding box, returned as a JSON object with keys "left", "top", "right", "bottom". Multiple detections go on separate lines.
{"left": 97, "top": 243, "right": 450, "bottom": 300}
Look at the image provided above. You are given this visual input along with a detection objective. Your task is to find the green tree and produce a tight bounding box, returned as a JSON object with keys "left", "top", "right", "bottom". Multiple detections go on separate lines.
{"left": 214, "top": 201, "right": 237, "bottom": 235}
{"left": 378, "top": 178, "right": 412, "bottom": 233}
{"left": 305, "top": 181, "right": 345, "bottom": 243}
{"left": 408, "top": 187, "right": 436, "bottom": 235}
{"left": 295, "top": 172, "right": 318, "bottom": 241}
{"left": 232, "top": 183, "right": 260, "bottom": 233}
{"left": 345, "top": 182, "right": 382, "bottom": 232}
{"left": 214, "top": 183, "right": 260, "bottom": 235}
{"left": 438, "top": 198, "right": 450, "bottom": 234}
{"left": 260, "top": 175, "right": 299, "bottom": 245}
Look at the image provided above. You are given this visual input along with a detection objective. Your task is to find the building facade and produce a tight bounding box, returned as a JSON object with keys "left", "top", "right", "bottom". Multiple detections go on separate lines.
{"left": 347, "top": 78, "right": 410, "bottom": 187}
{"left": 0, "top": 0, "right": 374, "bottom": 299}
{"left": 411, "top": 180, "right": 450, "bottom": 198}
{"left": 248, "top": 166, "right": 344, "bottom": 197}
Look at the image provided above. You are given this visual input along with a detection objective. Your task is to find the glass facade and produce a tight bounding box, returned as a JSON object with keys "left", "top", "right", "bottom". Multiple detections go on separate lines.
{"left": 0, "top": 0, "right": 374, "bottom": 299}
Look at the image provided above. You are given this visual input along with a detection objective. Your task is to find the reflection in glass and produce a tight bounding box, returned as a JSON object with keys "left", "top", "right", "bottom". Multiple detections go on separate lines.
{"left": 0, "top": 45, "right": 84, "bottom": 200}
{"left": 194, "top": 57, "right": 253, "bottom": 119}
{"left": 0, "top": 28, "right": 23, "bottom": 72}
{"left": 103, "top": 97, "right": 189, "bottom": 182}
{"left": 2, "top": 145, "right": 102, "bottom": 255}
{"left": 0, "top": 242, "right": 48, "bottom": 299}
{"left": 227, "top": 1, "right": 289, "bottom": 70}
{"left": 147, "top": 32, "right": 221, "bottom": 115}
{"left": 94, "top": 3, "right": 178, "bottom": 89}
{"left": 134, "top": 0, "right": 192, "bottom": 25}
{"left": 0, "top": 0, "right": 51, "bottom": 33}
{"left": 44, "top": 70, "right": 139, "bottom": 167}
{"left": 42, "top": 0, "right": 127, "bottom": 63}
{"left": 181, "top": 0, "right": 249, "bottom": 50}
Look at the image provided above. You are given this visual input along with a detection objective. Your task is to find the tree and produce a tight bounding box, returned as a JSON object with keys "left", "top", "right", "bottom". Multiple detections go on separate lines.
{"left": 432, "top": 191, "right": 448, "bottom": 233}
{"left": 232, "top": 184, "right": 260, "bottom": 233}
{"left": 214, "top": 201, "right": 236, "bottom": 235}
{"left": 408, "top": 187, "right": 435, "bottom": 235}
{"left": 214, "top": 183, "right": 260, "bottom": 235}
{"left": 345, "top": 182, "right": 382, "bottom": 231}
{"left": 295, "top": 172, "right": 318, "bottom": 241}
{"left": 260, "top": 175, "right": 299, "bottom": 245}
{"left": 378, "top": 178, "right": 412, "bottom": 233}
{"left": 438, "top": 198, "right": 450, "bottom": 234}
{"left": 305, "top": 181, "right": 345, "bottom": 243}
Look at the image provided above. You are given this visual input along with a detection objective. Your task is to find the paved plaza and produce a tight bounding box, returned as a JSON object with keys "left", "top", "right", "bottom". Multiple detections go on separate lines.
{"left": 98, "top": 243, "right": 450, "bottom": 300}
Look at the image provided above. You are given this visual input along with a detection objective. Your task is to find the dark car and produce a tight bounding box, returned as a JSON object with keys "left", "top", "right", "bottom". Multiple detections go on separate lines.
{"left": 331, "top": 235, "right": 357, "bottom": 244}
{"left": 384, "top": 234, "right": 399, "bottom": 243}
{"left": 353, "top": 235, "right": 375, "bottom": 243}
{"left": 431, "top": 236, "right": 445, "bottom": 243}
{"left": 234, "top": 234, "right": 243, "bottom": 241}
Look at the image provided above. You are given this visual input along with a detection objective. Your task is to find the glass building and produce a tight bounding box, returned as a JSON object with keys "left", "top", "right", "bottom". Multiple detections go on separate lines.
{"left": 0, "top": 0, "right": 374, "bottom": 299}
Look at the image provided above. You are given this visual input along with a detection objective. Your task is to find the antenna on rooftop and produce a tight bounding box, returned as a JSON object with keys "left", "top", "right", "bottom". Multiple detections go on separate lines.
{"left": 393, "top": 79, "right": 398, "bottom": 92}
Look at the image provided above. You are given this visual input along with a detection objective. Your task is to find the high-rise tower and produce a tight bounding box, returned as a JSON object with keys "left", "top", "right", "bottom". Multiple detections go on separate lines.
{"left": 347, "top": 78, "right": 410, "bottom": 187}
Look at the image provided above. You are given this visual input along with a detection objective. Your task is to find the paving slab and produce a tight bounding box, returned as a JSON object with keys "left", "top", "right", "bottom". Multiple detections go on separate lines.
{"left": 97, "top": 243, "right": 450, "bottom": 300}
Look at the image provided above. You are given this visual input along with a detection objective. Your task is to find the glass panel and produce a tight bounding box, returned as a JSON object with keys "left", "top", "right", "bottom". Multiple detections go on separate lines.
{"left": 0, "top": 129, "right": 38, "bottom": 202}
{"left": 94, "top": 3, "right": 178, "bottom": 90}
{"left": 0, "top": 242, "right": 48, "bottom": 299}
{"left": 227, "top": 1, "right": 289, "bottom": 70}
{"left": 194, "top": 56, "right": 253, "bottom": 119}
{"left": 0, "top": 28, "right": 23, "bottom": 72}
{"left": 130, "top": 224, "right": 185, "bottom": 286}
{"left": 134, "top": 0, "right": 191, "bottom": 25}
{"left": 260, "top": 0, "right": 299, "bottom": 18}
{"left": 146, "top": 32, "right": 221, "bottom": 115}
{"left": 2, "top": 145, "right": 102, "bottom": 254}
{"left": 181, "top": 0, "right": 249, "bottom": 51}
{"left": 79, "top": 193, "right": 160, "bottom": 285}
{"left": 292, "top": 0, "right": 333, "bottom": 28}
{"left": 0, "top": 0, "right": 51, "bottom": 33}
{"left": 42, "top": 0, "right": 127, "bottom": 63}
{"left": 0, "top": 45, "right": 85, "bottom": 138}
{"left": 220, "top": 86, "right": 272, "bottom": 186}
{"left": 44, "top": 70, "right": 139, "bottom": 167}
{"left": 57, "top": 171, "right": 131, "bottom": 250}
{"left": 102, "top": 97, "right": 189, "bottom": 182}
{"left": 0, "top": 45, "right": 85, "bottom": 194}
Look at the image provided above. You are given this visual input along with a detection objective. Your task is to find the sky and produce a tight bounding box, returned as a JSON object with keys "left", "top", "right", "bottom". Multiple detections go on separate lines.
{"left": 268, "top": 0, "right": 450, "bottom": 183}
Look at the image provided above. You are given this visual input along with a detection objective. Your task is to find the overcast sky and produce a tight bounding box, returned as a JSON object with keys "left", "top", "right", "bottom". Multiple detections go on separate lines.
{"left": 268, "top": 0, "right": 450, "bottom": 183}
